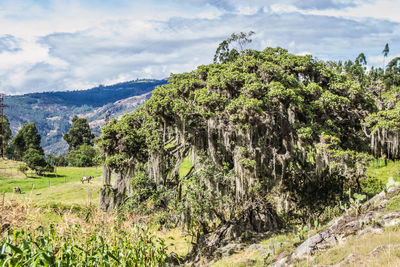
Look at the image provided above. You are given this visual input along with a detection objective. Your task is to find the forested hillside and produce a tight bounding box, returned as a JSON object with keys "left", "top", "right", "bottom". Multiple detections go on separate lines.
{"left": 97, "top": 45, "right": 400, "bottom": 263}
{"left": 4, "top": 79, "right": 167, "bottom": 154}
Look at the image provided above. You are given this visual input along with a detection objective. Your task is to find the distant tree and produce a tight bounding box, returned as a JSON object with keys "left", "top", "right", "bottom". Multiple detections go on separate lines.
{"left": 355, "top": 53, "right": 367, "bottom": 66}
{"left": 65, "top": 143, "right": 100, "bottom": 167}
{"left": 23, "top": 148, "right": 53, "bottom": 175}
{"left": 214, "top": 31, "right": 255, "bottom": 63}
{"left": 46, "top": 154, "right": 68, "bottom": 167}
{"left": 382, "top": 43, "right": 390, "bottom": 68}
{"left": 63, "top": 116, "right": 95, "bottom": 151}
{"left": 11, "top": 122, "right": 43, "bottom": 160}
{"left": 384, "top": 57, "right": 400, "bottom": 88}
{"left": 0, "top": 114, "right": 12, "bottom": 158}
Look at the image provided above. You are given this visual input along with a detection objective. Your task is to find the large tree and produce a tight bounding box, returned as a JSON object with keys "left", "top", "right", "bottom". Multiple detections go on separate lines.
{"left": 63, "top": 116, "right": 94, "bottom": 151}
{"left": 98, "top": 47, "right": 375, "bottom": 256}
{"left": 11, "top": 122, "right": 42, "bottom": 160}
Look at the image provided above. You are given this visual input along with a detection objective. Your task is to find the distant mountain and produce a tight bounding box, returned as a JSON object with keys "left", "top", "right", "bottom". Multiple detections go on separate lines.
{"left": 4, "top": 79, "right": 167, "bottom": 155}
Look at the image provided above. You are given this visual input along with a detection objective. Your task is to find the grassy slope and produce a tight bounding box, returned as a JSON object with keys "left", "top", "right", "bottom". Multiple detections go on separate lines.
{"left": 366, "top": 159, "right": 400, "bottom": 183}
{"left": 0, "top": 160, "right": 101, "bottom": 192}
{"left": 297, "top": 226, "right": 400, "bottom": 266}
{"left": 0, "top": 159, "right": 102, "bottom": 207}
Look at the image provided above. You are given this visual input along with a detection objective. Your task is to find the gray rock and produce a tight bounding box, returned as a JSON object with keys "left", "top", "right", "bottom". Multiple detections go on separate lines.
{"left": 357, "top": 226, "right": 383, "bottom": 236}
{"left": 379, "top": 211, "right": 400, "bottom": 227}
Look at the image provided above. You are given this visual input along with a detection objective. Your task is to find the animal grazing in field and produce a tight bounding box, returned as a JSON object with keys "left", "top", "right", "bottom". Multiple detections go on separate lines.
{"left": 13, "top": 187, "right": 21, "bottom": 194}
{"left": 81, "top": 176, "right": 94, "bottom": 184}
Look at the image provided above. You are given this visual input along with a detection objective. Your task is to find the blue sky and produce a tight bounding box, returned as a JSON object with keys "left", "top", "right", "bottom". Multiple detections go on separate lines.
{"left": 0, "top": 0, "right": 399, "bottom": 94}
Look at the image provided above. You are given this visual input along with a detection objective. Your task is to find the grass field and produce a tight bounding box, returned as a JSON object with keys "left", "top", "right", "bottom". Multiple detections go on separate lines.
{"left": 0, "top": 159, "right": 102, "bottom": 207}
{"left": 0, "top": 159, "right": 101, "bottom": 193}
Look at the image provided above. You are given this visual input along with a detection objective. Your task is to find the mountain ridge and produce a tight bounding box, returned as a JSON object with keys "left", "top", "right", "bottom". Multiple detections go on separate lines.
{"left": 4, "top": 79, "right": 167, "bottom": 155}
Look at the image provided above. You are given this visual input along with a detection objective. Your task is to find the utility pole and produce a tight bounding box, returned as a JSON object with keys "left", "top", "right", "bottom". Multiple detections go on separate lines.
{"left": 0, "top": 94, "right": 8, "bottom": 159}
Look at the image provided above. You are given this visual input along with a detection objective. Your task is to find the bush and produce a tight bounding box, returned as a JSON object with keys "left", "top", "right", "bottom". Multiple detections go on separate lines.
{"left": 126, "top": 163, "right": 157, "bottom": 212}
{"left": 23, "top": 148, "right": 52, "bottom": 175}
{"left": 361, "top": 176, "right": 385, "bottom": 198}
{"left": 66, "top": 144, "right": 100, "bottom": 167}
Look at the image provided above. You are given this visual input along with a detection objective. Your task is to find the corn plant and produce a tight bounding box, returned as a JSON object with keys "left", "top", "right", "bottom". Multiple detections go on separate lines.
{"left": 0, "top": 224, "right": 172, "bottom": 266}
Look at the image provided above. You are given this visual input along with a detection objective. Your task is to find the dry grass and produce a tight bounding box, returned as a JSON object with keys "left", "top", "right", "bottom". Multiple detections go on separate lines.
{"left": 0, "top": 197, "right": 131, "bottom": 236}
{"left": 158, "top": 228, "right": 192, "bottom": 257}
{"left": 294, "top": 225, "right": 400, "bottom": 266}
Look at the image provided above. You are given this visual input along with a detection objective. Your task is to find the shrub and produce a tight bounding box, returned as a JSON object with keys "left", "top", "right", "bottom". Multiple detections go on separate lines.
{"left": 17, "top": 164, "right": 28, "bottom": 177}
{"left": 66, "top": 144, "right": 100, "bottom": 167}
{"left": 23, "top": 148, "right": 52, "bottom": 175}
{"left": 361, "top": 176, "right": 385, "bottom": 198}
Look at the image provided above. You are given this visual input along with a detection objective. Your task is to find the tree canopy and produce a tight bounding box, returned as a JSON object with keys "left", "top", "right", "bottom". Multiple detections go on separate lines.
{"left": 11, "top": 122, "right": 42, "bottom": 160}
{"left": 63, "top": 116, "right": 95, "bottom": 151}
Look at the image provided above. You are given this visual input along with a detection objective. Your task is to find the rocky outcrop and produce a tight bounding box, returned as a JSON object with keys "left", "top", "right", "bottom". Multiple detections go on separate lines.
{"left": 271, "top": 187, "right": 400, "bottom": 266}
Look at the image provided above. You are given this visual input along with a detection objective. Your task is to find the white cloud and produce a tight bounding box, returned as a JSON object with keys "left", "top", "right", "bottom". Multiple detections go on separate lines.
{"left": 0, "top": 0, "right": 399, "bottom": 94}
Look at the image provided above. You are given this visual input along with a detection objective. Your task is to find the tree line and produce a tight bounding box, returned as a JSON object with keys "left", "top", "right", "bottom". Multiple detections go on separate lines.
{"left": 0, "top": 115, "right": 100, "bottom": 174}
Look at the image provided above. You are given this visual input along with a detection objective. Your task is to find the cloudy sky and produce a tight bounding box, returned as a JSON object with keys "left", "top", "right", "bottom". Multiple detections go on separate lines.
{"left": 0, "top": 0, "right": 399, "bottom": 95}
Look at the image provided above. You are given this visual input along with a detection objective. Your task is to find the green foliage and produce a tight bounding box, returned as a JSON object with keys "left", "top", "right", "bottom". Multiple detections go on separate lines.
{"left": 46, "top": 154, "right": 68, "bottom": 167}
{"left": 23, "top": 148, "right": 53, "bottom": 175}
{"left": 97, "top": 109, "right": 150, "bottom": 172}
{"left": 0, "top": 224, "right": 170, "bottom": 266}
{"left": 386, "top": 195, "right": 400, "bottom": 212}
{"left": 11, "top": 122, "right": 42, "bottom": 160}
{"left": 361, "top": 176, "right": 385, "bottom": 198}
{"left": 126, "top": 163, "right": 156, "bottom": 211}
{"left": 293, "top": 225, "right": 308, "bottom": 244}
{"left": 65, "top": 144, "right": 101, "bottom": 167}
{"left": 63, "top": 116, "right": 95, "bottom": 151}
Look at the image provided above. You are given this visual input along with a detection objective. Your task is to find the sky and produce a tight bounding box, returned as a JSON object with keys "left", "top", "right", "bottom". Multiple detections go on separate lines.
{"left": 0, "top": 0, "right": 399, "bottom": 95}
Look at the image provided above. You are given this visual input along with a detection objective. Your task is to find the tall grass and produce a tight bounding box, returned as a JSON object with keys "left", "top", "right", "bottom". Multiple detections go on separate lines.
{"left": 0, "top": 200, "right": 174, "bottom": 266}
{"left": 0, "top": 224, "right": 169, "bottom": 266}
